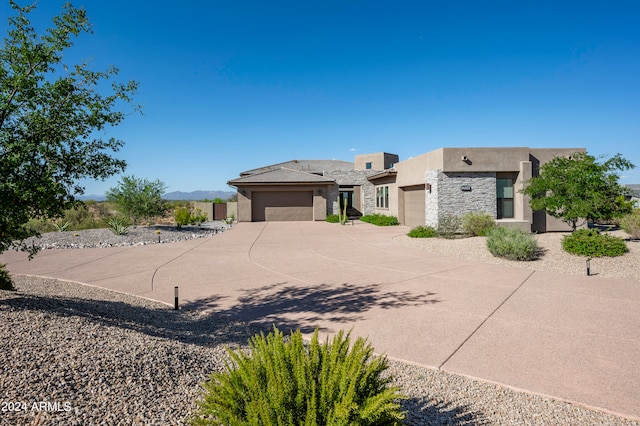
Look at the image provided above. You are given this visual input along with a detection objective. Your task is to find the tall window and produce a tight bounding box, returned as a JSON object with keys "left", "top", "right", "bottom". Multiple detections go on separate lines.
{"left": 376, "top": 186, "right": 389, "bottom": 209}
{"left": 497, "top": 178, "right": 514, "bottom": 219}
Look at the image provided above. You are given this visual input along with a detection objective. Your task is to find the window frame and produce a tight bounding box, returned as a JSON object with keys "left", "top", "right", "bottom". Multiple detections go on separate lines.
{"left": 496, "top": 177, "right": 515, "bottom": 219}
{"left": 376, "top": 185, "right": 389, "bottom": 209}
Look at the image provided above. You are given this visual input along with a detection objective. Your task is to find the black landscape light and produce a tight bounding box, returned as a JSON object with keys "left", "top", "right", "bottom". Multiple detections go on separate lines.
{"left": 586, "top": 258, "right": 591, "bottom": 276}
{"left": 174, "top": 286, "right": 179, "bottom": 310}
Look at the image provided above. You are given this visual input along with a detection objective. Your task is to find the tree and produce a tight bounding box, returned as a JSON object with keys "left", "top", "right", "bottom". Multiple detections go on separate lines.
{"left": 106, "top": 175, "right": 167, "bottom": 226}
{"left": 522, "top": 152, "right": 635, "bottom": 231}
{"left": 0, "top": 1, "right": 138, "bottom": 258}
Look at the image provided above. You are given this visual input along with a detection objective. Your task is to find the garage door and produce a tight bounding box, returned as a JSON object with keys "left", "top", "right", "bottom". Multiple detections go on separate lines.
{"left": 252, "top": 191, "right": 313, "bottom": 221}
{"left": 403, "top": 186, "right": 425, "bottom": 227}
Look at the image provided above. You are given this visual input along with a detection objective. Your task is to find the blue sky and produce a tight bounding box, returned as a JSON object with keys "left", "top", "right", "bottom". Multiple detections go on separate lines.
{"left": 5, "top": 1, "right": 640, "bottom": 196}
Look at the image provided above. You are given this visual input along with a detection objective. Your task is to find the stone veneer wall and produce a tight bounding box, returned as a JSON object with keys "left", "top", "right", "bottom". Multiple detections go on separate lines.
{"left": 425, "top": 170, "right": 496, "bottom": 227}
{"left": 324, "top": 170, "right": 377, "bottom": 215}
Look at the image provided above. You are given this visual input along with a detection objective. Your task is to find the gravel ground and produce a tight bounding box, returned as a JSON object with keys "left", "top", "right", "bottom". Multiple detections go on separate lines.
{"left": 1, "top": 227, "right": 639, "bottom": 425}
{"left": 395, "top": 229, "right": 640, "bottom": 281}
{"left": 20, "top": 223, "right": 228, "bottom": 250}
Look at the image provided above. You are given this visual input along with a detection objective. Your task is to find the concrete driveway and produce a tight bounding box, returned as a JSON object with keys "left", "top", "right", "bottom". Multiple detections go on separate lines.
{"left": 2, "top": 221, "right": 639, "bottom": 420}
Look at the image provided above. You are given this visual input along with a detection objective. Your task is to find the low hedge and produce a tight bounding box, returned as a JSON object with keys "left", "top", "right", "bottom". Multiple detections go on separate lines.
{"left": 359, "top": 214, "right": 399, "bottom": 226}
{"left": 562, "top": 229, "right": 628, "bottom": 257}
{"left": 407, "top": 226, "right": 437, "bottom": 238}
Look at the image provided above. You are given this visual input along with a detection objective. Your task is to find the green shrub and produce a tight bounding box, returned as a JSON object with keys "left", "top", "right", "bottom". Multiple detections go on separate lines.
{"left": 486, "top": 227, "right": 539, "bottom": 261}
{"left": 105, "top": 217, "right": 129, "bottom": 235}
{"left": 407, "top": 225, "right": 437, "bottom": 238}
{"left": 192, "top": 327, "right": 406, "bottom": 425}
{"left": 620, "top": 210, "right": 640, "bottom": 239}
{"left": 462, "top": 211, "right": 496, "bottom": 236}
{"left": 63, "top": 205, "right": 101, "bottom": 230}
{"left": 51, "top": 220, "right": 71, "bottom": 232}
{"left": 359, "top": 214, "right": 399, "bottom": 226}
{"left": 325, "top": 214, "right": 340, "bottom": 223}
{"left": 0, "top": 264, "right": 15, "bottom": 291}
{"left": 562, "top": 229, "right": 628, "bottom": 257}
{"left": 174, "top": 207, "right": 192, "bottom": 229}
{"left": 437, "top": 215, "right": 462, "bottom": 239}
{"left": 191, "top": 208, "right": 209, "bottom": 225}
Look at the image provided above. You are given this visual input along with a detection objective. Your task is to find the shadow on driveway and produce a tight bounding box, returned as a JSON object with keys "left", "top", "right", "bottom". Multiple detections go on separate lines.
{"left": 182, "top": 281, "right": 441, "bottom": 333}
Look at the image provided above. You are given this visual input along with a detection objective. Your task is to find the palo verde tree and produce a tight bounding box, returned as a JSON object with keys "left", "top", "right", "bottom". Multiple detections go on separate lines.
{"left": 106, "top": 175, "right": 167, "bottom": 226}
{"left": 0, "top": 1, "right": 139, "bottom": 259}
{"left": 522, "top": 152, "right": 635, "bottom": 231}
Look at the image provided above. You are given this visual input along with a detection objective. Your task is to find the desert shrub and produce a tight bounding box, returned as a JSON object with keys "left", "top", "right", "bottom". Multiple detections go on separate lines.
{"left": 192, "top": 327, "right": 406, "bottom": 425}
{"left": 325, "top": 214, "right": 340, "bottom": 223}
{"left": 437, "top": 215, "right": 462, "bottom": 239}
{"left": 191, "top": 208, "right": 209, "bottom": 225}
{"left": 63, "top": 205, "right": 101, "bottom": 230}
{"left": 105, "top": 217, "right": 129, "bottom": 235}
{"left": 174, "top": 207, "right": 192, "bottom": 229}
{"left": 620, "top": 210, "right": 640, "bottom": 239}
{"left": 0, "top": 264, "right": 14, "bottom": 291}
{"left": 562, "top": 229, "right": 628, "bottom": 257}
{"left": 486, "top": 227, "right": 539, "bottom": 261}
{"left": 359, "top": 214, "right": 399, "bottom": 226}
{"left": 462, "top": 211, "right": 496, "bottom": 236}
{"left": 407, "top": 225, "right": 437, "bottom": 238}
{"left": 24, "top": 218, "right": 51, "bottom": 234}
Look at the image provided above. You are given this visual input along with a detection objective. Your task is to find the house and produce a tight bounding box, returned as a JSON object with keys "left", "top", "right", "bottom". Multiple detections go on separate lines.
{"left": 228, "top": 147, "right": 585, "bottom": 232}
{"left": 625, "top": 184, "right": 640, "bottom": 208}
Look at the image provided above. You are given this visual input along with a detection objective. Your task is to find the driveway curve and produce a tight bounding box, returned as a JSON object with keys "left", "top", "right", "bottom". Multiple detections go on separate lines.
{"left": 2, "top": 221, "right": 639, "bottom": 420}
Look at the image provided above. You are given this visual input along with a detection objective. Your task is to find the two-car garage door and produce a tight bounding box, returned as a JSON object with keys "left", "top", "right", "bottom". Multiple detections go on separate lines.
{"left": 251, "top": 191, "right": 313, "bottom": 221}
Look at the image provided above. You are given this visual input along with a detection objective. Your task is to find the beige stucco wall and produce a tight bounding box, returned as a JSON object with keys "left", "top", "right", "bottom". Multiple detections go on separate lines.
{"left": 354, "top": 152, "right": 399, "bottom": 170}
{"left": 441, "top": 147, "right": 530, "bottom": 172}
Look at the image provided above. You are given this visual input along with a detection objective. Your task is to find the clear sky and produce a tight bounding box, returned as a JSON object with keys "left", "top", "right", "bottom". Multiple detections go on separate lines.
{"left": 5, "top": 1, "right": 640, "bottom": 196}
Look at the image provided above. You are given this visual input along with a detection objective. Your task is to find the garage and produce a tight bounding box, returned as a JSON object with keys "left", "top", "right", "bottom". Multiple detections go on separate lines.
{"left": 402, "top": 185, "right": 426, "bottom": 227}
{"left": 251, "top": 191, "right": 314, "bottom": 221}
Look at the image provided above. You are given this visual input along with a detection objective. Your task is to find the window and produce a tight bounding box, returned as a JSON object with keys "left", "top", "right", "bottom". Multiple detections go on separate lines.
{"left": 365, "top": 162, "right": 372, "bottom": 170}
{"left": 376, "top": 185, "right": 389, "bottom": 209}
{"left": 497, "top": 178, "right": 514, "bottom": 219}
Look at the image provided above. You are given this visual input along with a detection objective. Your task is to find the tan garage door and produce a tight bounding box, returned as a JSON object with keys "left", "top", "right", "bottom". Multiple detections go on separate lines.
{"left": 403, "top": 186, "right": 425, "bottom": 227}
{"left": 252, "top": 191, "right": 313, "bottom": 221}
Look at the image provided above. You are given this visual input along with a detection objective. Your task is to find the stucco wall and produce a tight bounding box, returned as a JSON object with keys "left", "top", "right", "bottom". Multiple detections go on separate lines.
{"left": 354, "top": 152, "right": 399, "bottom": 170}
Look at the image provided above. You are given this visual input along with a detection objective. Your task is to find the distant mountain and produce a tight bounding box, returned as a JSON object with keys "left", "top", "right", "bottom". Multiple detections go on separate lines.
{"left": 162, "top": 190, "right": 236, "bottom": 201}
{"left": 78, "top": 190, "right": 236, "bottom": 202}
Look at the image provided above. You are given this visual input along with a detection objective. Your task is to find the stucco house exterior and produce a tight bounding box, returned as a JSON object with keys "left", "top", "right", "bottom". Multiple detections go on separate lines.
{"left": 228, "top": 147, "right": 586, "bottom": 232}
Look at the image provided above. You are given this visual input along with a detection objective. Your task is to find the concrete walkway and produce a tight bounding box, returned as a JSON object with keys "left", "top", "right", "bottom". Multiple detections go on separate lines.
{"left": 2, "top": 221, "right": 639, "bottom": 420}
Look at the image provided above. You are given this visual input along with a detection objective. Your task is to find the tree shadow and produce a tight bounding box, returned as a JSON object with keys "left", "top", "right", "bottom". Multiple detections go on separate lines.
{"left": 183, "top": 281, "right": 441, "bottom": 333}
{"left": 402, "top": 397, "right": 487, "bottom": 425}
{"left": 2, "top": 280, "right": 440, "bottom": 347}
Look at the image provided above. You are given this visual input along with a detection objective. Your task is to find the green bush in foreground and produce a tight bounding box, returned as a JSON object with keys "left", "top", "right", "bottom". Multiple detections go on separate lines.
{"left": 360, "top": 214, "right": 399, "bottom": 226}
{"left": 562, "top": 229, "right": 628, "bottom": 257}
{"left": 620, "top": 210, "right": 640, "bottom": 239}
{"left": 325, "top": 214, "right": 340, "bottom": 223}
{"left": 462, "top": 211, "right": 496, "bottom": 236}
{"left": 192, "top": 327, "right": 406, "bottom": 426}
{"left": 486, "top": 227, "right": 539, "bottom": 261}
{"left": 0, "top": 264, "right": 15, "bottom": 291}
{"left": 407, "top": 225, "right": 437, "bottom": 238}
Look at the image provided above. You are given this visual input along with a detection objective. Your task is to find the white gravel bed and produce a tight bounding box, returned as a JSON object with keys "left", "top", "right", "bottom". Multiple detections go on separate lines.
{"left": 2, "top": 277, "right": 638, "bottom": 425}
{"left": 20, "top": 224, "right": 228, "bottom": 250}
{"left": 394, "top": 230, "right": 640, "bottom": 281}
